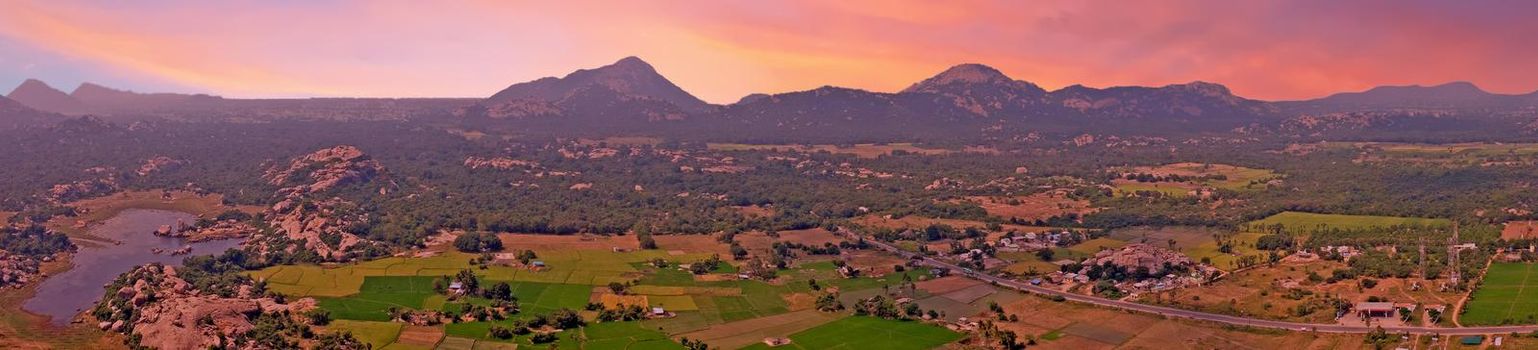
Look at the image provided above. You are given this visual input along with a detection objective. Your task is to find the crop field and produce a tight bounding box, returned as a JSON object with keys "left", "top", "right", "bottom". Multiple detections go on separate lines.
{"left": 1248, "top": 211, "right": 1451, "bottom": 234}
{"left": 249, "top": 249, "right": 714, "bottom": 296}
{"left": 707, "top": 142, "right": 953, "bottom": 158}
{"left": 1112, "top": 163, "right": 1279, "bottom": 197}
{"left": 1462, "top": 263, "right": 1538, "bottom": 325}
{"left": 674, "top": 309, "right": 841, "bottom": 349}
{"left": 324, "top": 320, "right": 403, "bottom": 349}
{"left": 738, "top": 316, "right": 962, "bottom": 350}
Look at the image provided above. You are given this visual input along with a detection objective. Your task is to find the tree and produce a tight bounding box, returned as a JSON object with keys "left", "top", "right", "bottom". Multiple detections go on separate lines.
{"left": 487, "top": 282, "right": 513, "bottom": 301}
{"left": 304, "top": 309, "right": 333, "bottom": 325}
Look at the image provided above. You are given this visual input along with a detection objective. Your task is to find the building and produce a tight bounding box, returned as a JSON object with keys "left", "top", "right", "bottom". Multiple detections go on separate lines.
{"left": 1355, "top": 302, "right": 1396, "bottom": 318}
{"left": 448, "top": 281, "right": 464, "bottom": 294}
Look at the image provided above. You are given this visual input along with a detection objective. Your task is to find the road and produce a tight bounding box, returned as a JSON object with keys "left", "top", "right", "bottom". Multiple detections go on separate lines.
{"left": 855, "top": 235, "right": 1536, "bottom": 336}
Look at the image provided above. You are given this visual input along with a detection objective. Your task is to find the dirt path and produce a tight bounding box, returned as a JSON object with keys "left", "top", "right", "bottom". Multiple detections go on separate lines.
{"left": 1449, "top": 254, "right": 1495, "bottom": 327}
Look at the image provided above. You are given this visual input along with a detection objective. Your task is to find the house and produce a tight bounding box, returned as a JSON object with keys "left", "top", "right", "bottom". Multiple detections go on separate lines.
{"left": 652, "top": 307, "right": 666, "bottom": 316}
{"left": 448, "top": 281, "right": 464, "bottom": 293}
{"left": 1355, "top": 302, "right": 1396, "bottom": 318}
{"left": 762, "top": 338, "right": 792, "bottom": 347}
{"left": 531, "top": 260, "right": 546, "bottom": 268}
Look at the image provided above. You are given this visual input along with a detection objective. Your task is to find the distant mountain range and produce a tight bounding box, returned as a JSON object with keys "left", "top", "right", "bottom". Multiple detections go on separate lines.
{"left": 7, "top": 56, "right": 1538, "bottom": 141}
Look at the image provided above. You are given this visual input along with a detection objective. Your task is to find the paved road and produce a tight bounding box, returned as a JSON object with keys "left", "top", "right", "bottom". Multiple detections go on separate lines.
{"left": 856, "top": 235, "right": 1537, "bottom": 336}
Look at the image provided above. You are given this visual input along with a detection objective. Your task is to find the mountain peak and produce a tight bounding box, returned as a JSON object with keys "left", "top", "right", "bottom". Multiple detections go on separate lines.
{"left": 902, "top": 63, "right": 1034, "bottom": 94}
{"left": 1166, "top": 81, "right": 1233, "bottom": 97}
{"left": 611, "top": 56, "right": 652, "bottom": 70}
{"left": 485, "top": 56, "right": 712, "bottom": 114}
{"left": 7, "top": 79, "right": 83, "bottom": 114}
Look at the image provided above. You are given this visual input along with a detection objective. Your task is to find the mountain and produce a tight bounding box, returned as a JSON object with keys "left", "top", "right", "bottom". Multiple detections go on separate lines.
{"left": 900, "top": 64, "right": 1048, "bottom": 117}
{"left": 717, "top": 85, "right": 986, "bottom": 140}
{"left": 1282, "top": 82, "right": 1534, "bottom": 112}
{"left": 6, "top": 79, "right": 85, "bottom": 114}
{"left": 1047, "top": 82, "right": 1278, "bottom": 125}
{"left": 483, "top": 56, "right": 712, "bottom": 114}
{"left": 0, "top": 95, "right": 64, "bottom": 129}
{"left": 70, "top": 82, "right": 222, "bottom": 110}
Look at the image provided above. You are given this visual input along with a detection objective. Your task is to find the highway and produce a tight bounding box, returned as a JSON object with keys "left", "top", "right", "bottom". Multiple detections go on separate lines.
{"left": 855, "top": 235, "right": 1538, "bottom": 336}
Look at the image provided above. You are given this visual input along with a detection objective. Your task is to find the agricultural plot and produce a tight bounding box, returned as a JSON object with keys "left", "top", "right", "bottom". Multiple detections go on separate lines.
{"left": 1462, "top": 263, "right": 1538, "bottom": 325}
{"left": 323, "top": 320, "right": 403, "bottom": 349}
{"left": 249, "top": 249, "right": 714, "bottom": 297}
{"left": 707, "top": 142, "right": 953, "bottom": 158}
{"left": 1248, "top": 211, "right": 1451, "bottom": 234}
{"left": 1112, "top": 163, "right": 1279, "bottom": 197}
{"left": 737, "top": 316, "right": 962, "bottom": 350}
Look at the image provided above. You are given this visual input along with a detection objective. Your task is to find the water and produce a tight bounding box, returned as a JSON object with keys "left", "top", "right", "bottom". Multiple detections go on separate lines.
{"left": 22, "top": 209, "right": 244, "bottom": 324}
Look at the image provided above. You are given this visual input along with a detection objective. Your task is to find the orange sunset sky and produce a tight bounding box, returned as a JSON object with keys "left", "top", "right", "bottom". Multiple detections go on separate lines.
{"left": 2, "top": 0, "right": 1536, "bottom": 103}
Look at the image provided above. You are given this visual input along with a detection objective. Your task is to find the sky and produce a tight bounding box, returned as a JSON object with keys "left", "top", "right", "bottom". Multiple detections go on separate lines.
{"left": 2, "top": 0, "right": 1537, "bottom": 103}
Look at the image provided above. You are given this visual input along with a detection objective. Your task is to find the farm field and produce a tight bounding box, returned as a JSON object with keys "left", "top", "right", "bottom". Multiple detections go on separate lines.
{"left": 993, "top": 292, "right": 1375, "bottom": 349}
{"left": 737, "top": 316, "right": 962, "bottom": 350}
{"left": 957, "top": 193, "right": 1096, "bottom": 222}
{"left": 1146, "top": 259, "right": 1461, "bottom": 324}
{"left": 1247, "top": 211, "right": 1452, "bottom": 234}
{"left": 1461, "top": 263, "right": 1538, "bottom": 326}
{"left": 247, "top": 249, "right": 714, "bottom": 297}
{"left": 1113, "top": 163, "right": 1279, "bottom": 196}
{"left": 707, "top": 142, "right": 954, "bottom": 158}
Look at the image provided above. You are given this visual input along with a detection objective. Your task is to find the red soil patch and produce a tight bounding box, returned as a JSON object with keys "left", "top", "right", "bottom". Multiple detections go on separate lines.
{"left": 1504, "top": 221, "right": 1538, "bottom": 240}
{"left": 776, "top": 228, "right": 844, "bottom": 246}
{"left": 395, "top": 325, "right": 445, "bottom": 347}
{"left": 915, "top": 276, "right": 983, "bottom": 295}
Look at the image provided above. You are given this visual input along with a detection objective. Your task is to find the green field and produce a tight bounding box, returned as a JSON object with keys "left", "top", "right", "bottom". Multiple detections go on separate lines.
{"left": 324, "top": 320, "right": 403, "bottom": 349}
{"left": 738, "top": 316, "right": 962, "bottom": 350}
{"left": 268, "top": 247, "right": 936, "bottom": 349}
{"left": 1248, "top": 211, "right": 1451, "bottom": 234}
{"left": 1461, "top": 263, "right": 1538, "bottom": 325}
{"left": 249, "top": 249, "right": 713, "bottom": 297}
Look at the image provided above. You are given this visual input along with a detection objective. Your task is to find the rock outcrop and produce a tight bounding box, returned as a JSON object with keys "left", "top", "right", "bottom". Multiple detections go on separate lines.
{"left": 97, "top": 264, "right": 317, "bottom": 350}
{"left": 264, "top": 145, "right": 384, "bottom": 196}
{"left": 1081, "top": 243, "right": 1194, "bottom": 275}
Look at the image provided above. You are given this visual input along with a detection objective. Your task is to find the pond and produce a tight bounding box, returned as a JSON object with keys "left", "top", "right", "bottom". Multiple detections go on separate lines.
{"left": 22, "top": 209, "right": 244, "bottom": 325}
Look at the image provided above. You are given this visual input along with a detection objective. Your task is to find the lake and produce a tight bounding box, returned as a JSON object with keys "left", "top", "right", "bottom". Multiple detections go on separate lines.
{"left": 22, "top": 209, "right": 244, "bottom": 325}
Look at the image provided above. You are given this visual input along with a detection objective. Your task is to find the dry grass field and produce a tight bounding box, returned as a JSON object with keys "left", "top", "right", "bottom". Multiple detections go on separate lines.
{"left": 993, "top": 294, "right": 1376, "bottom": 350}
{"left": 45, "top": 190, "right": 245, "bottom": 239}
{"left": 958, "top": 192, "right": 1096, "bottom": 221}
{"left": 495, "top": 233, "right": 640, "bottom": 251}
{"left": 1146, "top": 260, "right": 1459, "bottom": 324}
{"left": 675, "top": 309, "right": 843, "bottom": 349}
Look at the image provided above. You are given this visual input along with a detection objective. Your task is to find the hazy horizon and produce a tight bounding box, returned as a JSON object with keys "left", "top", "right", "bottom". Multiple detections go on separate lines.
{"left": 4, "top": 1, "right": 1538, "bottom": 103}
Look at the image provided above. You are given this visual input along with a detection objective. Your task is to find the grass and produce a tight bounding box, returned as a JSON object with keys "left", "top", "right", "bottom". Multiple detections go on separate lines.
{"left": 1112, "top": 163, "right": 1279, "bottom": 197}
{"left": 1462, "top": 263, "right": 1538, "bottom": 325}
{"left": 1068, "top": 237, "right": 1128, "bottom": 255}
{"left": 737, "top": 316, "right": 961, "bottom": 350}
{"left": 1248, "top": 211, "right": 1451, "bottom": 234}
{"left": 324, "top": 320, "right": 403, "bottom": 349}
{"left": 249, "top": 249, "right": 713, "bottom": 297}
